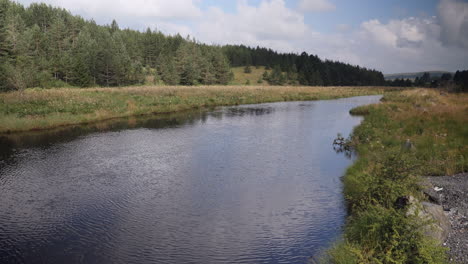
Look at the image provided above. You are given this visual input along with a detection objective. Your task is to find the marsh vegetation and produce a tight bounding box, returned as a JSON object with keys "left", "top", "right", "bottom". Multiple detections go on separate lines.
{"left": 328, "top": 89, "right": 467, "bottom": 263}
{"left": 0, "top": 86, "right": 385, "bottom": 133}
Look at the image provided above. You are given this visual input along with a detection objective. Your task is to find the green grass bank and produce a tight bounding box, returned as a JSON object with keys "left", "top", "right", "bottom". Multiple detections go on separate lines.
{"left": 328, "top": 89, "right": 468, "bottom": 263}
{"left": 0, "top": 85, "right": 384, "bottom": 133}
{"left": 230, "top": 66, "right": 272, "bottom": 85}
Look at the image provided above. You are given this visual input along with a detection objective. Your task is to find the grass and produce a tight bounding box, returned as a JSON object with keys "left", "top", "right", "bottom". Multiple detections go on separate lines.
{"left": 328, "top": 89, "right": 468, "bottom": 263}
{"left": 0, "top": 85, "right": 385, "bottom": 133}
{"left": 230, "top": 66, "right": 272, "bottom": 85}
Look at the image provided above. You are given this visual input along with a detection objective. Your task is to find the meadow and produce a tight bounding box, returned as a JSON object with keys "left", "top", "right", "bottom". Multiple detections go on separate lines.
{"left": 0, "top": 85, "right": 384, "bottom": 133}
{"left": 229, "top": 66, "right": 272, "bottom": 85}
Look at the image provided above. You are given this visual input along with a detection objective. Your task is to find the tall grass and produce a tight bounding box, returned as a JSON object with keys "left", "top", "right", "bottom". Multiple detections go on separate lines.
{"left": 0, "top": 86, "right": 384, "bottom": 133}
{"left": 328, "top": 89, "right": 467, "bottom": 263}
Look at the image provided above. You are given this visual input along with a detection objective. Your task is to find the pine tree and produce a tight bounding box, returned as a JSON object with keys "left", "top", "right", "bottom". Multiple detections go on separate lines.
{"left": 211, "top": 48, "right": 232, "bottom": 84}
{"left": 0, "top": 0, "right": 11, "bottom": 90}
{"left": 262, "top": 70, "right": 269, "bottom": 81}
{"left": 310, "top": 71, "right": 323, "bottom": 86}
{"left": 266, "top": 65, "right": 285, "bottom": 85}
{"left": 175, "top": 42, "right": 201, "bottom": 85}
{"left": 159, "top": 56, "right": 179, "bottom": 85}
{"left": 110, "top": 19, "right": 119, "bottom": 34}
{"left": 419, "top": 72, "right": 431, "bottom": 87}
{"left": 70, "top": 30, "right": 95, "bottom": 87}
{"left": 47, "top": 16, "right": 70, "bottom": 81}
{"left": 286, "top": 64, "right": 298, "bottom": 85}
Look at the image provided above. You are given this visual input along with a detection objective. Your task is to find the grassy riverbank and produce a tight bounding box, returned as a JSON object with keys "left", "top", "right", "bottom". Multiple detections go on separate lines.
{"left": 0, "top": 86, "right": 385, "bottom": 133}
{"left": 329, "top": 89, "right": 467, "bottom": 263}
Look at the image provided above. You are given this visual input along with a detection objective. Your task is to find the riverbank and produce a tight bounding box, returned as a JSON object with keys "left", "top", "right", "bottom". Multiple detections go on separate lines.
{"left": 328, "top": 89, "right": 467, "bottom": 263}
{"left": 0, "top": 86, "right": 385, "bottom": 134}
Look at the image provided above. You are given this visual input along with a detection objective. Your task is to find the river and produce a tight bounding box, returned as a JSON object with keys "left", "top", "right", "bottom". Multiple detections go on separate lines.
{"left": 0, "top": 95, "right": 381, "bottom": 264}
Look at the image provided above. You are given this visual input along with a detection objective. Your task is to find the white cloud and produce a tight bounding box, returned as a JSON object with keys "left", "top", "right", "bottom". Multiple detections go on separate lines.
{"left": 336, "top": 24, "right": 351, "bottom": 32}
{"left": 353, "top": 16, "right": 467, "bottom": 73}
{"left": 298, "top": 0, "right": 335, "bottom": 12}
{"left": 438, "top": 0, "right": 468, "bottom": 48}
{"left": 75, "top": 0, "right": 200, "bottom": 19}
{"left": 196, "top": 0, "right": 309, "bottom": 52}
{"left": 360, "top": 17, "right": 440, "bottom": 50}
{"left": 17, "top": 0, "right": 201, "bottom": 21}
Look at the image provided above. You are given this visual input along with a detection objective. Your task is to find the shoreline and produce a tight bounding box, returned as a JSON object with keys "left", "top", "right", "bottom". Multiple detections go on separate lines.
{"left": 328, "top": 89, "right": 467, "bottom": 263}
{"left": 0, "top": 86, "right": 386, "bottom": 134}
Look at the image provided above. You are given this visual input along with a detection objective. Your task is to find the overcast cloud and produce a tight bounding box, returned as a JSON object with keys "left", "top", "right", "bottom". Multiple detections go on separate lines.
{"left": 14, "top": 0, "right": 468, "bottom": 73}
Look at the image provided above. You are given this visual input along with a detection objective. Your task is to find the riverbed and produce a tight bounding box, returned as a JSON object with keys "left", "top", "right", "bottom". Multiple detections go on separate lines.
{"left": 0, "top": 95, "right": 381, "bottom": 264}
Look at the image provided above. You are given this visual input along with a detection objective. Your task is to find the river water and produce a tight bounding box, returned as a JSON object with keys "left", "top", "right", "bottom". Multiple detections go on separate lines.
{"left": 0, "top": 95, "right": 381, "bottom": 264}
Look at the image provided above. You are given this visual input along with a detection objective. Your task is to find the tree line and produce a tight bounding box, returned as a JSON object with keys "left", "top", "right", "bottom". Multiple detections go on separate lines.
{"left": 222, "top": 45, "right": 386, "bottom": 86}
{"left": 0, "top": 0, "right": 231, "bottom": 91}
{"left": 387, "top": 71, "right": 468, "bottom": 92}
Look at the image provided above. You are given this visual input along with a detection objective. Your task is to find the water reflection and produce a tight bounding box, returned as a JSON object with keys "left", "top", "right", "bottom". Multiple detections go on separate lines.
{"left": 225, "top": 106, "right": 275, "bottom": 117}
{"left": 0, "top": 96, "right": 381, "bottom": 264}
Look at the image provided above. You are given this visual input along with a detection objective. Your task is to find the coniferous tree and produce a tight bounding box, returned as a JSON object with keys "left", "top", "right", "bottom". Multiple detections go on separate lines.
{"left": 286, "top": 64, "right": 298, "bottom": 85}
{"left": 70, "top": 29, "right": 96, "bottom": 86}
{"left": 440, "top": 73, "right": 452, "bottom": 82}
{"left": 262, "top": 70, "right": 269, "bottom": 81}
{"left": 175, "top": 41, "right": 201, "bottom": 85}
{"left": 199, "top": 57, "right": 215, "bottom": 85}
{"left": 268, "top": 65, "right": 285, "bottom": 85}
{"left": 453, "top": 70, "right": 468, "bottom": 92}
{"left": 0, "top": 0, "right": 12, "bottom": 90}
{"left": 159, "top": 55, "right": 179, "bottom": 85}
{"left": 211, "top": 48, "right": 232, "bottom": 85}
{"left": 419, "top": 72, "right": 431, "bottom": 87}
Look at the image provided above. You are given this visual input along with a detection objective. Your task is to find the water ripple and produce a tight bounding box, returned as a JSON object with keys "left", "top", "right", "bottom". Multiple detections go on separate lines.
{"left": 0, "top": 96, "right": 382, "bottom": 264}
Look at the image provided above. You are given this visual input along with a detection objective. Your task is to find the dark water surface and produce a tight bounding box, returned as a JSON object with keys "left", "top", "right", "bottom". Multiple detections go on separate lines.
{"left": 0, "top": 96, "right": 381, "bottom": 264}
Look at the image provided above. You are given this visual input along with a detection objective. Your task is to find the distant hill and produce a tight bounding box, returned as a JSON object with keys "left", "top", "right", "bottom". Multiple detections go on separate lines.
{"left": 384, "top": 71, "right": 453, "bottom": 81}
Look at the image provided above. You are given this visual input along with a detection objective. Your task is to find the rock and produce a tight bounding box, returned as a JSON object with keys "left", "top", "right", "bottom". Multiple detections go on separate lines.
{"left": 406, "top": 196, "right": 451, "bottom": 243}
{"left": 420, "top": 202, "right": 451, "bottom": 242}
{"left": 423, "top": 188, "right": 441, "bottom": 205}
{"left": 403, "top": 139, "right": 415, "bottom": 150}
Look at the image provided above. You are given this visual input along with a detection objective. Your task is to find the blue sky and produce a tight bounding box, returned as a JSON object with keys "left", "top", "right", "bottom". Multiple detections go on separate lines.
{"left": 14, "top": 0, "right": 468, "bottom": 73}
{"left": 198, "top": 0, "right": 440, "bottom": 33}
{"left": 303, "top": 0, "right": 439, "bottom": 32}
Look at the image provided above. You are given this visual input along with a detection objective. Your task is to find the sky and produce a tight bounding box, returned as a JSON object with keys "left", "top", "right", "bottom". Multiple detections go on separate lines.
{"left": 14, "top": 0, "right": 468, "bottom": 74}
